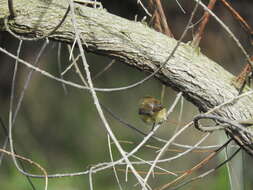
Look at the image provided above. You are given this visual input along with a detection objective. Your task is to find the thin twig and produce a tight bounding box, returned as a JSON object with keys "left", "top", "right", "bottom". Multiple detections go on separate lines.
{"left": 157, "top": 139, "right": 233, "bottom": 190}
{"left": 8, "top": 40, "right": 49, "bottom": 181}
{"left": 137, "top": 0, "right": 152, "bottom": 17}
{"left": 67, "top": 0, "right": 148, "bottom": 188}
{"left": 143, "top": 2, "right": 201, "bottom": 186}
{"left": 192, "top": 0, "right": 217, "bottom": 47}
{"left": 57, "top": 43, "right": 68, "bottom": 94}
{"left": 0, "top": 148, "right": 48, "bottom": 190}
{"left": 220, "top": 0, "right": 253, "bottom": 36}
{"left": 148, "top": 0, "right": 174, "bottom": 37}
{"left": 92, "top": 59, "right": 115, "bottom": 80}
{"left": 13, "top": 40, "right": 49, "bottom": 122}
{"left": 193, "top": 114, "right": 253, "bottom": 137}
{"left": 0, "top": 39, "right": 22, "bottom": 164}
{"left": 88, "top": 166, "right": 94, "bottom": 190}
{"left": 107, "top": 135, "right": 123, "bottom": 190}
{"left": 193, "top": 0, "right": 252, "bottom": 66}
{"left": 170, "top": 147, "right": 241, "bottom": 190}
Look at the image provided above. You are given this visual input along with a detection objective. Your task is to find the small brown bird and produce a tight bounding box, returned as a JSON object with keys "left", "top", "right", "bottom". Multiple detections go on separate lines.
{"left": 138, "top": 96, "right": 167, "bottom": 130}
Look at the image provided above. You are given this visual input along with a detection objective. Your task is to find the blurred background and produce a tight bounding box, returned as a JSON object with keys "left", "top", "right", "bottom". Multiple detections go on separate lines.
{"left": 0, "top": 0, "right": 253, "bottom": 189}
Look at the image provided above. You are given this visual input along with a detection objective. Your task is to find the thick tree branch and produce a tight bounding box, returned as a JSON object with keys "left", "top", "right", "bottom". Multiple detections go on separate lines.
{"left": 1, "top": 0, "right": 253, "bottom": 121}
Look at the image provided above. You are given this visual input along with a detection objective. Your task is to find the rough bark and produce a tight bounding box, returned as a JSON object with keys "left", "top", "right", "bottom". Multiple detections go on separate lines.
{"left": 0, "top": 0, "right": 253, "bottom": 121}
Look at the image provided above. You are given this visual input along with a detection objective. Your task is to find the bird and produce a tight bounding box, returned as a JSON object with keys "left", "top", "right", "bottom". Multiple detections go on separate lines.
{"left": 138, "top": 96, "right": 167, "bottom": 130}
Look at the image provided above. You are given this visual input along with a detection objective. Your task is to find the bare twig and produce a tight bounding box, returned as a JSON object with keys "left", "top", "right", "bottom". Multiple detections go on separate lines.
{"left": 8, "top": 39, "right": 49, "bottom": 182}
{"left": 92, "top": 59, "right": 115, "bottom": 80}
{"left": 157, "top": 139, "right": 233, "bottom": 190}
{"left": 194, "top": 114, "right": 253, "bottom": 138}
{"left": 107, "top": 135, "right": 123, "bottom": 190}
{"left": 67, "top": 0, "right": 149, "bottom": 188}
{"left": 220, "top": 0, "right": 253, "bottom": 36}
{"left": 0, "top": 148, "right": 48, "bottom": 190}
{"left": 137, "top": 0, "right": 152, "bottom": 17}
{"left": 192, "top": 0, "right": 217, "bottom": 47}
{"left": 57, "top": 43, "right": 68, "bottom": 94}
{"left": 170, "top": 147, "right": 240, "bottom": 190}
{"left": 193, "top": 0, "right": 251, "bottom": 66}
{"left": 148, "top": 0, "right": 174, "bottom": 37}
{"left": 143, "top": 2, "right": 200, "bottom": 186}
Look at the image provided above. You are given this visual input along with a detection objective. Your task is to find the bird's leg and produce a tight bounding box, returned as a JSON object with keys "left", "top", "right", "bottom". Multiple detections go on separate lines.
{"left": 150, "top": 123, "right": 155, "bottom": 132}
